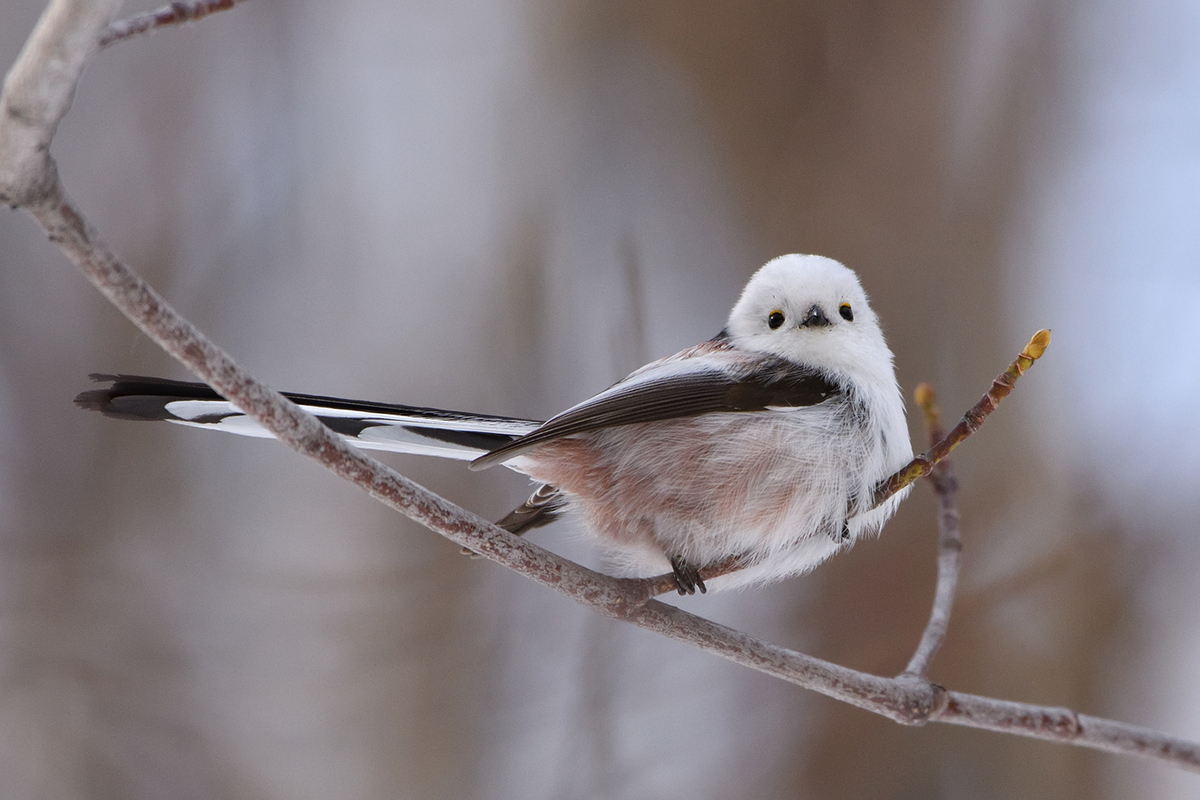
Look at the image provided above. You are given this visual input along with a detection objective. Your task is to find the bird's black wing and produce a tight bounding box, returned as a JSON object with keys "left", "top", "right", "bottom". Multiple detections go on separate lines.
{"left": 469, "top": 358, "right": 839, "bottom": 470}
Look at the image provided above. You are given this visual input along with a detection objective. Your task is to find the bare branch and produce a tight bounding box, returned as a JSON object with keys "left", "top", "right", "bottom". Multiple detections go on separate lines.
{"left": 903, "top": 383, "right": 962, "bottom": 677}
{"left": 3, "top": 2, "right": 1198, "bottom": 774}
{"left": 936, "top": 692, "right": 1200, "bottom": 767}
{"left": 0, "top": 0, "right": 124, "bottom": 208}
{"left": 100, "top": 0, "right": 248, "bottom": 49}
{"left": 873, "top": 329, "right": 1052, "bottom": 507}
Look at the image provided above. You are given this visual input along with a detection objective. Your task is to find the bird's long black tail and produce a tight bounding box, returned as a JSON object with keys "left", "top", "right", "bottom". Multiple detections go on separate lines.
{"left": 76, "top": 374, "right": 543, "bottom": 462}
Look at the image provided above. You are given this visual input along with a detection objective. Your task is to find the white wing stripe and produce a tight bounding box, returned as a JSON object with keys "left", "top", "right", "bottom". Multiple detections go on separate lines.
{"left": 160, "top": 398, "right": 542, "bottom": 465}
{"left": 163, "top": 399, "right": 541, "bottom": 435}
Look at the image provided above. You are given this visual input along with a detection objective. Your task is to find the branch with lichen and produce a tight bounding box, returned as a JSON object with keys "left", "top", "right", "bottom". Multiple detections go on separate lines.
{"left": 2, "top": 0, "right": 1198, "bottom": 775}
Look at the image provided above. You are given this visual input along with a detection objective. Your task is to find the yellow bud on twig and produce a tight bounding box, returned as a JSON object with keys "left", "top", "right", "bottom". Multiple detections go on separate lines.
{"left": 1024, "top": 329, "right": 1051, "bottom": 361}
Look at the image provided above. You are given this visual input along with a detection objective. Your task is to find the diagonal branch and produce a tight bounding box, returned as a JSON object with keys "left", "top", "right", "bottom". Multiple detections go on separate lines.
{"left": 100, "top": 0, "right": 249, "bottom": 49}
{"left": 872, "top": 329, "right": 1051, "bottom": 507}
{"left": 3, "top": 0, "right": 1199, "bottom": 775}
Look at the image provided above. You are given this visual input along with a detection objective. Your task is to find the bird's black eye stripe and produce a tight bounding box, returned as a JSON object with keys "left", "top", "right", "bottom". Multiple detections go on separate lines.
{"left": 768, "top": 310, "right": 785, "bottom": 329}
{"left": 839, "top": 303, "right": 853, "bottom": 322}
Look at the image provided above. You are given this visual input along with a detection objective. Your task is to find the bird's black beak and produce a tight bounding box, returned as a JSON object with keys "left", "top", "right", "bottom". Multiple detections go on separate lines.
{"left": 800, "top": 304, "right": 832, "bottom": 328}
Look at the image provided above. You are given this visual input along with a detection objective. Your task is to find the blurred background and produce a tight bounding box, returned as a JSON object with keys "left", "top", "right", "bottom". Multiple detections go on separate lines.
{"left": 2, "top": 0, "right": 1199, "bottom": 797}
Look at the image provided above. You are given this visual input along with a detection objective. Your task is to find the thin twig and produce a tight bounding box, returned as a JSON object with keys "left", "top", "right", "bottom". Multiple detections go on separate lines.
{"left": 100, "top": 0, "right": 247, "bottom": 48}
{"left": 3, "top": 0, "right": 1198, "bottom": 775}
{"left": 903, "top": 383, "right": 961, "bottom": 677}
{"left": 872, "top": 329, "right": 1051, "bottom": 508}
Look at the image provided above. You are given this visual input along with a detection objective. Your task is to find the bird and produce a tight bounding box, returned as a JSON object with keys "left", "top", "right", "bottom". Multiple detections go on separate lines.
{"left": 77, "top": 254, "right": 913, "bottom": 594}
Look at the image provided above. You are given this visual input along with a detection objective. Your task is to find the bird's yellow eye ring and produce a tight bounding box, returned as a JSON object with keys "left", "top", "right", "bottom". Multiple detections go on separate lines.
{"left": 839, "top": 303, "right": 853, "bottom": 322}
{"left": 768, "top": 310, "right": 786, "bottom": 329}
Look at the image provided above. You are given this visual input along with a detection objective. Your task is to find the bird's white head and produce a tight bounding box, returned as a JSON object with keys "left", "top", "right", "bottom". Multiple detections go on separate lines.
{"left": 726, "top": 255, "right": 896, "bottom": 387}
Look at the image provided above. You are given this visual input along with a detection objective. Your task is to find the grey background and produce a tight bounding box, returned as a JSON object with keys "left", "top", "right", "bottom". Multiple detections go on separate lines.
{"left": 2, "top": 0, "right": 1199, "bottom": 797}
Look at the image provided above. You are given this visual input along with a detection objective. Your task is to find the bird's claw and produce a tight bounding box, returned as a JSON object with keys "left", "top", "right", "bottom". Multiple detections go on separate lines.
{"left": 670, "top": 555, "right": 707, "bottom": 595}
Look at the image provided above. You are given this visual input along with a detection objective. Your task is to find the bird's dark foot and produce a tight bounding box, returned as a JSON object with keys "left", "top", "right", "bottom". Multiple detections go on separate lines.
{"left": 838, "top": 519, "right": 851, "bottom": 542}
{"left": 670, "top": 555, "right": 707, "bottom": 595}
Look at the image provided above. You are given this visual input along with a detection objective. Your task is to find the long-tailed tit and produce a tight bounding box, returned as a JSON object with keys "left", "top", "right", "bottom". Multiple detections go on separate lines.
{"left": 78, "top": 255, "right": 912, "bottom": 593}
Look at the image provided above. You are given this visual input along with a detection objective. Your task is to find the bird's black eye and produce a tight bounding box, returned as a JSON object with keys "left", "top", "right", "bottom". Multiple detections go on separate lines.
{"left": 839, "top": 303, "right": 853, "bottom": 322}
{"left": 768, "top": 310, "right": 785, "bottom": 329}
